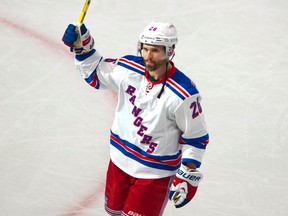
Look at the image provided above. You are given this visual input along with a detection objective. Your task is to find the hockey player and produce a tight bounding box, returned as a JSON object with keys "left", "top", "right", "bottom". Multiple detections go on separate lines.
{"left": 62, "top": 20, "right": 209, "bottom": 216}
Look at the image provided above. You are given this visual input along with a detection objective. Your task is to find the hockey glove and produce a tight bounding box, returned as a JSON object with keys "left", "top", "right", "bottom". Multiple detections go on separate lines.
{"left": 62, "top": 23, "right": 94, "bottom": 55}
{"left": 169, "top": 164, "right": 203, "bottom": 208}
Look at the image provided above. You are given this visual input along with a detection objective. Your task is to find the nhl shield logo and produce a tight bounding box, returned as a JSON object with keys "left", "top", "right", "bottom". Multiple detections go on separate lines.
{"left": 147, "top": 82, "right": 153, "bottom": 89}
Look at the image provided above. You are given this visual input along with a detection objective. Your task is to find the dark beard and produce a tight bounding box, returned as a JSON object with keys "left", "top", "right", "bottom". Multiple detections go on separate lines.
{"left": 144, "top": 58, "right": 167, "bottom": 71}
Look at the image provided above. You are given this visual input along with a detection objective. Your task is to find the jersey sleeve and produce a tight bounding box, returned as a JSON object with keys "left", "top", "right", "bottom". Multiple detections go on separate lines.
{"left": 175, "top": 94, "right": 209, "bottom": 168}
{"left": 74, "top": 49, "right": 127, "bottom": 90}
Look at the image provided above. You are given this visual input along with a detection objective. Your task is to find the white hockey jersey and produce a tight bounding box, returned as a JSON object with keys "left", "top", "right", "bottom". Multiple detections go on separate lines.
{"left": 75, "top": 49, "right": 209, "bottom": 178}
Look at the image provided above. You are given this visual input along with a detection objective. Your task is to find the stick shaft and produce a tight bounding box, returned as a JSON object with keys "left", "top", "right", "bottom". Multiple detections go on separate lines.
{"left": 77, "top": 0, "right": 91, "bottom": 24}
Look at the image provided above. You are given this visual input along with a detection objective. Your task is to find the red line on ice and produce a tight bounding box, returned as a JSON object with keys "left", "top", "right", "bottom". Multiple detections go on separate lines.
{"left": 0, "top": 16, "right": 69, "bottom": 56}
{"left": 62, "top": 185, "right": 104, "bottom": 216}
{"left": 0, "top": 16, "right": 110, "bottom": 215}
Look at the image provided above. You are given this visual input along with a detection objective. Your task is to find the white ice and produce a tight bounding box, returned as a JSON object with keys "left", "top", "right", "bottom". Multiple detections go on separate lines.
{"left": 1, "top": 0, "right": 288, "bottom": 215}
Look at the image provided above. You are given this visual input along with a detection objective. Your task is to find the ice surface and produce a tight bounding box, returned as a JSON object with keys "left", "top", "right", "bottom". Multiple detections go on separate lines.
{"left": 1, "top": 0, "right": 288, "bottom": 215}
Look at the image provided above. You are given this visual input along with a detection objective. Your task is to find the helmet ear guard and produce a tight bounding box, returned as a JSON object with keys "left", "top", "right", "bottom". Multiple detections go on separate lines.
{"left": 138, "top": 21, "right": 178, "bottom": 58}
{"left": 166, "top": 44, "right": 175, "bottom": 58}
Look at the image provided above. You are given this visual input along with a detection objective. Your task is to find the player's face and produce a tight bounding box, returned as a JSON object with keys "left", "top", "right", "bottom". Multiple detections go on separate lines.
{"left": 141, "top": 44, "right": 167, "bottom": 71}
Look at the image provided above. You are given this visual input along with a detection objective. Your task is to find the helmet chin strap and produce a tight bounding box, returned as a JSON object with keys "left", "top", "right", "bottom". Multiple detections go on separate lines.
{"left": 157, "top": 61, "right": 169, "bottom": 99}
{"left": 156, "top": 51, "right": 175, "bottom": 99}
{"left": 169, "top": 52, "right": 175, "bottom": 61}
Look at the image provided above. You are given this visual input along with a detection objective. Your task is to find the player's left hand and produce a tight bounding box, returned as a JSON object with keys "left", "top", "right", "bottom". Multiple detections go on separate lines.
{"left": 169, "top": 164, "right": 203, "bottom": 208}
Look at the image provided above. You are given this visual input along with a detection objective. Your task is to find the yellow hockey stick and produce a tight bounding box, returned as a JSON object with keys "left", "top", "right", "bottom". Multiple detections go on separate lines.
{"left": 77, "top": 0, "right": 91, "bottom": 24}
{"left": 74, "top": 0, "right": 91, "bottom": 48}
